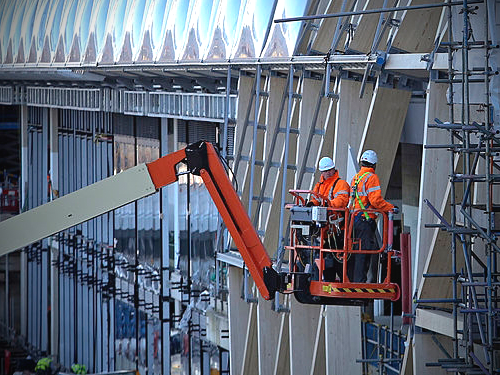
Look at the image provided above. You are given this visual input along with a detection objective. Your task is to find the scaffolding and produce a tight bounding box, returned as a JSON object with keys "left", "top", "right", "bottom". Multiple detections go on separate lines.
{"left": 419, "top": 0, "right": 499, "bottom": 373}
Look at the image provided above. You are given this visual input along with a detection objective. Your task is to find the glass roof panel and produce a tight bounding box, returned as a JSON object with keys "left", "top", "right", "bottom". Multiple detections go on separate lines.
{"left": 198, "top": 0, "right": 217, "bottom": 49}
{"left": 1, "top": 1, "right": 16, "bottom": 55}
{"left": 252, "top": 0, "right": 273, "bottom": 47}
{"left": 231, "top": 0, "right": 276, "bottom": 58}
{"left": 32, "top": 0, "right": 50, "bottom": 59}
{"left": 174, "top": 0, "right": 191, "bottom": 54}
{"left": 10, "top": 0, "right": 28, "bottom": 60}
{"left": 48, "top": 0, "right": 65, "bottom": 54}
{"left": 63, "top": 0, "right": 79, "bottom": 55}
{"left": 262, "top": 0, "right": 308, "bottom": 57}
{"left": 203, "top": 0, "right": 242, "bottom": 60}
{"left": 160, "top": 0, "right": 192, "bottom": 61}
{"left": 0, "top": 1, "right": 6, "bottom": 58}
{"left": 19, "top": 0, "right": 39, "bottom": 60}
{"left": 107, "top": 0, "right": 132, "bottom": 61}
{"left": 79, "top": 0, "right": 95, "bottom": 55}
{"left": 3, "top": 0, "right": 316, "bottom": 65}
{"left": 151, "top": 0, "right": 171, "bottom": 52}
{"left": 131, "top": 0, "right": 148, "bottom": 55}
{"left": 224, "top": 0, "right": 242, "bottom": 49}
{"left": 179, "top": 0, "right": 217, "bottom": 60}
{"left": 95, "top": 0, "right": 111, "bottom": 53}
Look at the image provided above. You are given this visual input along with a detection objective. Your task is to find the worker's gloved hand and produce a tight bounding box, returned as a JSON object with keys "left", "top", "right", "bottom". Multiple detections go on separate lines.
{"left": 392, "top": 206, "right": 399, "bottom": 214}
{"left": 306, "top": 200, "right": 315, "bottom": 207}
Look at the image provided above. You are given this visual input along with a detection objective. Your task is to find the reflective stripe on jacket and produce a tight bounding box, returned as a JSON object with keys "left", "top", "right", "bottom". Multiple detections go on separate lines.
{"left": 350, "top": 167, "right": 394, "bottom": 219}
{"left": 311, "top": 170, "right": 350, "bottom": 209}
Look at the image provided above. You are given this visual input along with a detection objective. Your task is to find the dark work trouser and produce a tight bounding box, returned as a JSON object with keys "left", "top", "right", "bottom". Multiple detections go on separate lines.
{"left": 348, "top": 218, "right": 377, "bottom": 283}
{"left": 323, "top": 231, "right": 344, "bottom": 282}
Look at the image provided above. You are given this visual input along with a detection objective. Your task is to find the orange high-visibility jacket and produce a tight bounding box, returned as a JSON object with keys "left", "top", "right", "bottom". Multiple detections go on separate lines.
{"left": 350, "top": 167, "right": 394, "bottom": 219}
{"left": 311, "top": 170, "right": 350, "bottom": 209}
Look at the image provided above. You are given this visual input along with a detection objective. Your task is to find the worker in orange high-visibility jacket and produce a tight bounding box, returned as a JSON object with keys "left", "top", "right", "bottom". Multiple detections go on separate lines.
{"left": 309, "top": 156, "right": 350, "bottom": 210}
{"left": 349, "top": 150, "right": 398, "bottom": 283}
{"left": 308, "top": 156, "right": 350, "bottom": 282}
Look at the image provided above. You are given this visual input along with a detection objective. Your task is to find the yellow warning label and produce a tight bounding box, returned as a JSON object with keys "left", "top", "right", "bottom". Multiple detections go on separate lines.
{"left": 321, "top": 285, "right": 395, "bottom": 294}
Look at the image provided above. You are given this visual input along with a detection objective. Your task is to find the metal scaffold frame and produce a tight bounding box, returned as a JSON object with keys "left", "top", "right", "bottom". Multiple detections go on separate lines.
{"left": 419, "top": 0, "right": 499, "bottom": 373}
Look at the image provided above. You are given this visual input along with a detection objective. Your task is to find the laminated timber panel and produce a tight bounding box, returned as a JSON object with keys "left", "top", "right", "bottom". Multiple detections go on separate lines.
{"left": 295, "top": 0, "right": 332, "bottom": 55}
{"left": 325, "top": 306, "right": 362, "bottom": 375}
{"left": 415, "top": 309, "right": 463, "bottom": 338}
{"left": 415, "top": 82, "right": 465, "bottom": 308}
{"left": 418, "top": 188, "right": 465, "bottom": 308}
{"left": 310, "top": 0, "right": 356, "bottom": 54}
{"left": 235, "top": 73, "right": 267, "bottom": 218}
{"left": 348, "top": 0, "right": 391, "bottom": 54}
{"left": 261, "top": 75, "right": 287, "bottom": 249}
{"left": 401, "top": 143, "right": 423, "bottom": 255}
{"left": 241, "top": 302, "right": 258, "bottom": 375}
{"left": 289, "top": 299, "right": 322, "bottom": 375}
{"left": 412, "top": 332, "right": 454, "bottom": 375}
{"left": 257, "top": 295, "right": 283, "bottom": 375}
{"left": 391, "top": 0, "right": 444, "bottom": 53}
{"left": 318, "top": 95, "right": 337, "bottom": 183}
{"left": 400, "top": 336, "right": 413, "bottom": 375}
{"left": 261, "top": 75, "right": 299, "bottom": 252}
{"left": 228, "top": 266, "right": 254, "bottom": 373}
{"left": 358, "top": 80, "right": 411, "bottom": 194}
{"left": 470, "top": 156, "right": 499, "bottom": 274}
{"left": 415, "top": 82, "right": 450, "bottom": 288}
{"left": 296, "top": 77, "right": 336, "bottom": 191}
{"left": 309, "top": 306, "right": 326, "bottom": 375}
{"left": 334, "top": 79, "right": 374, "bottom": 180}
{"left": 235, "top": 74, "right": 256, "bottom": 209}
{"left": 273, "top": 299, "right": 291, "bottom": 375}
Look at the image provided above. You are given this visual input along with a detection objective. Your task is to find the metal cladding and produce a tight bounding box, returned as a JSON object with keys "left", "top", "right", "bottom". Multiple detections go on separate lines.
{"left": 0, "top": 0, "right": 310, "bottom": 66}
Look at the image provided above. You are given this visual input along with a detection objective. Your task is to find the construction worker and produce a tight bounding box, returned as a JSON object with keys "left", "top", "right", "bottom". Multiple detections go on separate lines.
{"left": 308, "top": 156, "right": 350, "bottom": 281}
{"left": 309, "top": 157, "right": 350, "bottom": 209}
{"left": 349, "top": 150, "right": 397, "bottom": 283}
{"left": 34, "top": 357, "right": 52, "bottom": 375}
{"left": 71, "top": 363, "right": 87, "bottom": 375}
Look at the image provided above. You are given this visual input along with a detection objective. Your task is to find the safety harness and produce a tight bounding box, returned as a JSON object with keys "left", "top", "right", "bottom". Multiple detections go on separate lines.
{"left": 352, "top": 172, "right": 371, "bottom": 220}
{"left": 327, "top": 177, "right": 340, "bottom": 200}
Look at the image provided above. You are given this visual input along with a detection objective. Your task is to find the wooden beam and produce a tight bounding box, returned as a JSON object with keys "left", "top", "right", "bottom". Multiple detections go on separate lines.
{"left": 241, "top": 302, "right": 258, "bottom": 375}
{"left": 311, "top": 0, "right": 356, "bottom": 53}
{"left": 310, "top": 306, "right": 326, "bottom": 375}
{"left": 261, "top": 74, "right": 300, "bottom": 251}
{"left": 325, "top": 306, "right": 362, "bottom": 375}
{"left": 391, "top": 0, "right": 444, "bottom": 53}
{"left": 257, "top": 295, "right": 283, "bottom": 375}
{"left": 412, "top": 332, "right": 454, "bottom": 375}
{"left": 348, "top": 0, "right": 391, "bottom": 53}
{"left": 415, "top": 82, "right": 465, "bottom": 306}
{"left": 358, "top": 78, "right": 412, "bottom": 194}
{"left": 400, "top": 336, "right": 413, "bottom": 375}
{"left": 289, "top": 298, "right": 322, "bottom": 375}
{"left": 334, "top": 79, "right": 374, "bottom": 180}
{"left": 261, "top": 75, "right": 288, "bottom": 250}
{"left": 296, "top": 77, "right": 336, "bottom": 190}
{"left": 235, "top": 74, "right": 256, "bottom": 209}
{"left": 273, "top": 297, "right": 291, "bottom": 375}
{"left": 415, "top": 308, "right": 463, "bottom": 338}
{"left": 228, "top": 266, "right": 252, "bottom": 372}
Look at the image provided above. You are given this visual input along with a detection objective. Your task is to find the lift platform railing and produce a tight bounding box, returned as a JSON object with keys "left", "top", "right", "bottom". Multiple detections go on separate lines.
{"left": 285, "top": 190, "right": 400, "bottom": 302}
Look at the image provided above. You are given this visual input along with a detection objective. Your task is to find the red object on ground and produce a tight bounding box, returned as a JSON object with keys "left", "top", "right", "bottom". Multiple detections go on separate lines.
{"left": 1, "top": 188, "right": 19, "bottom": 213}
{"left": 4, "top": 349, "right": 11, "bottom": 375}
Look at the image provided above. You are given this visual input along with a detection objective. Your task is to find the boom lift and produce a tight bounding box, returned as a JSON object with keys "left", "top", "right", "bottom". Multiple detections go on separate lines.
{"left": 0, "top": 141, "right": 400, "bottom": 305}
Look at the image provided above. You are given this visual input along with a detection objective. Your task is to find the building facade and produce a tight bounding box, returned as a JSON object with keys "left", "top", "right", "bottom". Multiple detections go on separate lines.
{"left": 0, "top": 0, "right": 499, "bottom": 374}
